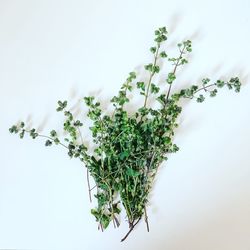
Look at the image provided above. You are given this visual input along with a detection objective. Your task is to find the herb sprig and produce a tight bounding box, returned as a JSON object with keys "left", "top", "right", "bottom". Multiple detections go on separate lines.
{"left": 9, "top": 26, "right": 241, "bottom": 241}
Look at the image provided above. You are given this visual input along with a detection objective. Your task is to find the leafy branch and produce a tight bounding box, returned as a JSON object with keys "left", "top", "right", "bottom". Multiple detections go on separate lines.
{"left": 9, "top": 26, "right": 242, "bottom": 242}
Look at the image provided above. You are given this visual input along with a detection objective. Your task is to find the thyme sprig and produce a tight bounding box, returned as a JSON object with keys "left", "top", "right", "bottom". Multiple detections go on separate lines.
{"left": 9, "top": 26, "right": 241, "bottom": 241}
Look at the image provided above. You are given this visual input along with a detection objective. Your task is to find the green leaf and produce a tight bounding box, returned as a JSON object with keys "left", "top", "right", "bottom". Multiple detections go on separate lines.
{"left": 150, "top": 47, "right": 156, "bottom": 53}
{"left": 19, "top": 130, "right": 25, "bottom": 139}
{"left": 159, "top": 27, "right": 167, "bottom": 34}
{"left": 136, "top": 81, "right": 145, "bottom": 91}
{"left": 153, "top": 65, "right": 160, "bottom": 73}
{"left": 180, "top": 58, "right": 188, "bottom": 64}
{"left": 83, "top": 96, "right": 94, "bottom": 106}
{"left": 150, "top": 83, "right": 160, "bottom": 94}
{"left": 166, "top": 72, "right": 176, "bottom": 84}
{"left": 91, "top": 208, "right": 100, "bottom": 221}
{"left": 183, "top": 40, "right": 192, "bottom": 52}
{"left": 101, "top": 214, "right": 111, "bottom": 229}
{"left": 119, "top": 151, "right": 129, "bottom": 160}
{"left": 126, "top": 168, "right": 140, "bottom": 177}
{"left": 202, "top": 78, "right": 210, "bottom": 85}
{"left": 129, "top": 71, "right": 136, "bottom": 79}
{"left": 50, "top": 130, "right": 57, "bottom": 137}
{"left": 57, "top": 100, "right": 67, "bottom": 111}
{"left": 197, "top": 94, "right": 205, "bottom": 103}
{"left": 74, "top": 120, "right": 83, "bottom": 127}
{"left": 112, "top": 202, "right": 121, "bottom": 214}
{"left": 9, "top": 125, "right": 18, "bottom": 134}
{"left": 45, "top": 140, "right": 52, "bottom": 146}
{"left": 144, "top": 63, "right": 153, "bottom": 72}
{"left": 210, "top": 89, "right": 218, "bottom": 97}
{"left": 95, "top": 193, "right": 109, "bottom": 207}
{"left": 156, "top": 94, "right": 166, "bottom": 105}
{"left": 20, "top": 122, "right": 25, "bottom": 128}
{"left": 160, "top": 51, "right": 167, "bottom": 58}
{"left": 54, "top": 138, "right": 60, "bottom": 145}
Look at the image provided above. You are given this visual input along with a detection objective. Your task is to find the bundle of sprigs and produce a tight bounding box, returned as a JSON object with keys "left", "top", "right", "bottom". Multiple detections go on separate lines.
{"left": 9, "top": 27, "right": 241, "bottom": 242}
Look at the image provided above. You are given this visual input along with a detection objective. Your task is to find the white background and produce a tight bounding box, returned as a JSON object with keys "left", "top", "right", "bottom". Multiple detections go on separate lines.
{"left": 0, "top": 0, "right": 250, "bottom": 249}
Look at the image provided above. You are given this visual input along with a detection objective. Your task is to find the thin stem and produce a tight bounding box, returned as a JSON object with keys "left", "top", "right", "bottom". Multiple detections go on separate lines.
{"left": 120, "top": 217, "right": 142, "bottom": 242}
{"left": 99, "top": 223, "right": 104, "bottom": 232}
{"left": 71, "top": 115, "right": 93, "bottom": 203}
{"left": 193, "top": 83, "right": 216, "bottom": 95}
{"left": 86, "top": 169, "right": 92, "bottom": 202}
{"left": 25, "top": 130, "right": 68, "bottom": 149}
{"left": 144, "top": 207, "right": 150, "bottom": 232}
{"left": 90, "top": 185, "right": 97, "bottom": 191}
{"left": 165, "top": 45, "right": 186, "bottom": 103}
{"left": 143, "top": 44, "right": 160, "bottom": 108}
{"left": 114, "top": 215, "right": 120, "bottom": 228}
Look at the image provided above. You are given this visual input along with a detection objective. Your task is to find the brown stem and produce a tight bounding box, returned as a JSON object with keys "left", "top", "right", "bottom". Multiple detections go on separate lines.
{"left": 112, "top": 218, "right": 116, "bottom": 228}
{"left": 98, "top": 222, "right": 103, "bottom": 232}
{"left": 144, "top": 207, "right": 150, "bottom": 232}
{"left": 121, "top": 217, "right": 141, "bottom": 242}
{"left": 114, "top": 215, "right": 120, "bottom": 228}
{"left": 129, "top": 219, "right": 134, "bottom": 228}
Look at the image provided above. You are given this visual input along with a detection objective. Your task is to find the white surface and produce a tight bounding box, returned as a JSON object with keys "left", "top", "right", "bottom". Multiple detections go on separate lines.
{"left": 0, "top": 0, "right": 250, "bottom": 249}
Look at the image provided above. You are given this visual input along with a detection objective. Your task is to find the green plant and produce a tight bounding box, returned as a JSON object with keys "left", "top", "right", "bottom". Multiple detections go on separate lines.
{"left": 9, "top": 27, "right": 242, "bottom": 242}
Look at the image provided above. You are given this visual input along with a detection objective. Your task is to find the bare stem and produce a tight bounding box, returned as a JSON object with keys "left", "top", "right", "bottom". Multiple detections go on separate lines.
{"left": 121, "top": 217, "right": 142, "bottom": 242}
{"left": 25, "top": 130, "right": 69, "bottom": 149}
{"left": 193, "top": 83, "right": 216, "bottom": 95}
{"left": 144, "top": 207, "right": 150, "bottom": 232}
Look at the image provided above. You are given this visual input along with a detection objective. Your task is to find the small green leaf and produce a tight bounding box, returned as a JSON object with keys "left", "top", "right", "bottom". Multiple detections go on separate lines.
{"left": 56, "top": 100, "right": 67, "bottom": 111}
{"left": 20, "top": 122, "right": 25, "bottom": 128}
{"left": 101, "top": 214, "right": 111, "bottom": 229}
{"left": 126, "top": 168, "right": 140, "bottom": 177}
{"left": 50, "top": 130, "right": 57, "bottom": 137}
{"left": 197, "top": 94, "right": 205, "bottom": 103}
{"left": 144, "top": 63, "right": 153, "bottom": 72}
{"left": 45, "top": 140, "right": 52, "bottom": 146}
{"left": 83, "top": 96, "right": 95, "bottom": 106}
{"left": 150, "top": 83, "right": 160, "bottom": 94}
{"left": 91, "top": 209, "right": 100, "bottom": 220}
{"left": 150, "top": 47, "right": 156, "bottom": 53}
{"left": 19, "top": 130, "right": 25, "bottom": 139}
{"left": 153, "top": 65, "right": 160, "bottom": 73}
{"left": 160, "top": 51, "right": 167, "bottom": 58}
{"left": 54, "top": 138, "right": 60, "bottom": 145}
{"left": 210, "top": 89, "right": 218, "bottom": 97}
{"left": 119, "top": 151, "right": 129, "bottom": 160}
{"left": 9, "top": 125, "right": 18, "bottom": 134}
{"left": 166, "top": 72, "right": 176, "bottom": 84}
{"left": 136, "top": 81, "right": 145, "bottom": 91}
{"left": 74, "top": 120, "right": 83, "bottom": 127}
{"left": 202, "top": 78, "right": 210, "bottom": 85}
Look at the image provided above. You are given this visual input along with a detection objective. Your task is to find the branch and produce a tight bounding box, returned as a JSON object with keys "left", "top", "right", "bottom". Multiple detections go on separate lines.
{"left": 121, "top": 217, "right": 142, "bottom": 242}
{"left": 25, "top": 130, "right": 69, "bottom": 149}
{"left": 193, "top": 83, "right": 216, "bottom": 95}
{"left": 143, "top": 44, "right": 161, "bottom": 108}
{"left": 165, "top": 45, "right": 186, "bottom": 103}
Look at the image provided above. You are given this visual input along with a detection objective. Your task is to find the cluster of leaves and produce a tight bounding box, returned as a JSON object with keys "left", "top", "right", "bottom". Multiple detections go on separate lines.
{"left": 9, "top": 27, "right": 242, "bottom": 241}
